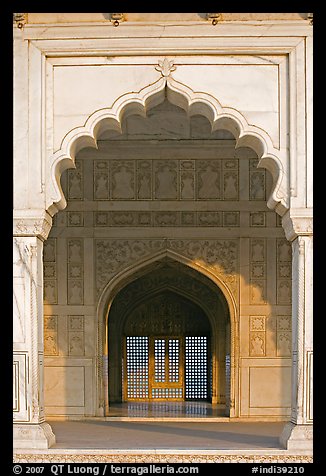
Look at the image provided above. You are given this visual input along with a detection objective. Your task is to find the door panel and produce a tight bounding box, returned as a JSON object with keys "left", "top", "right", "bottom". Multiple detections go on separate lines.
{"left": 150, "top": 337, "right": 184, "bottom": 400}
{"left": 124, "top": 335, "right": 209, "bottom": 402}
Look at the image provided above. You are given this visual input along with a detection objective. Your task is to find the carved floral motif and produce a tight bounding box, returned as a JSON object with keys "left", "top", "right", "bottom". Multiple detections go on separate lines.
{"left": 95, "top": 239, "right": 238, "bottom": 297}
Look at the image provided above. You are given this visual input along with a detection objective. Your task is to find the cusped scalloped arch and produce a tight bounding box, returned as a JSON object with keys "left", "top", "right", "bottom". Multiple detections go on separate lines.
{"left": 47, "top": 75, "right": 288, "bottom": 216}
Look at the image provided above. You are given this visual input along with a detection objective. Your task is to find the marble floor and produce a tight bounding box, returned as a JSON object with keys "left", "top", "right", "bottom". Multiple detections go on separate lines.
{"left": 49, "top": 419, "right": 285, "bottom": 450}
{"left": 106, "top": 401, "right": 226, "bottom": 419}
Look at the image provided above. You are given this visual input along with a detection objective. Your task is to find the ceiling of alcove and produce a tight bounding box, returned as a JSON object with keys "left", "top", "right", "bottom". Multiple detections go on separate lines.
{"left": 109, "top": 260, "right": 229, "bottom": 324}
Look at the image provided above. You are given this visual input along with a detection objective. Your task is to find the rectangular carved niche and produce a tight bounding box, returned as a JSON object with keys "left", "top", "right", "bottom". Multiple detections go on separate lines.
{"left": 68, "top": 316, "right": 84, "bottom": 356}
{"left": 249, "top": 159, "right": 266, "bottom": 201}
{"left": 276, "top": 315, "right": 291, "bottom": 357}
{"left": 43, "top": 238, "right": 57, "bottom": 304}
{"left": 249, "top": 316, "right": 266, "bottom": 356}
{"left": 277, "top": 239, "right": 292, "bottom": 305}
{"left": 250, "top": 239, "right": 266, "bottom": 304}
{"left": 67, "top": 239, "right": 84, "bottom": 305}
{"left": 68, "top": 160, "right": 83, "bottom": 200}
{"left": 44, "top": 315, "right": 59, "bottom": 356}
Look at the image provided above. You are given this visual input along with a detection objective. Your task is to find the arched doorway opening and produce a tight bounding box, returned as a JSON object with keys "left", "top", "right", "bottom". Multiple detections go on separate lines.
{"left": 103, "top": 257, "right": 233, "bottom": 417}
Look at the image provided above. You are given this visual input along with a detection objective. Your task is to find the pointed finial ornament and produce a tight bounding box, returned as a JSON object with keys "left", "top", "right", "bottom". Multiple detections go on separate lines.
{"left": 155, "top": 58, "right": 176, "bottom": 77}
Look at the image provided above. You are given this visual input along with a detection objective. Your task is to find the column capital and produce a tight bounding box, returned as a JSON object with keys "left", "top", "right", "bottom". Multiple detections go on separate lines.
{"left": 282, "top": 208, "right": 313, "bottom": 242}
{"left": 13, "top": 209, "right": 53, "bottom": 241}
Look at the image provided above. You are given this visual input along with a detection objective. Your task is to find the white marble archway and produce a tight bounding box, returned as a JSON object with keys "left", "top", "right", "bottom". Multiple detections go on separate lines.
{"left": 47, "top": 72, "right": 288, "bottom": 218}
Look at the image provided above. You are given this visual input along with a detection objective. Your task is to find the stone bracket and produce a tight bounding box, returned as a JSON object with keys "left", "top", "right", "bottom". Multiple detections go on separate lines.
{"left": 13, "top": 210, "right": 53, "bottom": 241}
{"left": 282, "top": 208, "right": 313, "bottom": 242}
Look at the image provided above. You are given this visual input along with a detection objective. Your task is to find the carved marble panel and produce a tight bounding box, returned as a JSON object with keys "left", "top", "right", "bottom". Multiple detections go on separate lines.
{"left": 250, "top": 332, "right": 266, "bottom": 356}
{"left": 154, "top": 211, "right": 179, "bottom": 226}
{"left": 43, "top": 238, "right": 57, "bottom": 304}
{"left": 95, "top": 212, "right": 108, "bottom": 226}
{"left": 251, "top": 239, "right": 266, "bottom": 262}
{"left": 249, "top": 159, "right": 265, "bottom": 200}
{"left": 67, "top": 239, "right": 84, "bottom": 305}
{"left": 180, "top": 171, "right": 195, "bottom": 199}
{"left": 69, "top": 315, "right": 84, "bottom": 331}
{"left": 277, "top": 315, "right": 291, "bottom": 331}
{"left": 110, "top": 212, "right": 136, "bottom": 226}
{"left": 68, "top": 160, "right": 83, "bottom": 200}
{"left": 223, "top": 171, "right": 238, "bottom": 200}
{"left": 181, "top": 212, "right": 196, "bottom": 226}
{"left": 277, "top": 332, "right": 291, "bottom": 356}
{"left": 154, "top": 160, "right": 178, "bottom": 199}
{"left": 277, "top": 280, "right": 292, "bottom": 304}
{"left": 68, "top": 212, "right": 84, "bottom": 227}
{"left": 68, "top": 280, "right": 84, "bottom": 305}
{"left": 250, "top": 212, "right": 266, "bottom": 227}
{"left": 137, "top": 212, "right": 152, "bottom": 226}
{"left": 44, "top": 281, "right": 57, "bottom": 304}
{"left": 223, "top": 212, "right": 240, "bottom": 227}
{"left": 43, "top": 238, "right": 56, "bottom": 262}
{"left": 68, "top": 332, "right": 84, "bottom": 356}
{"left": 95, "top": 239, "right": 238, "bottom": 297}
{"left": 276, "top": 239, "right": 292, "bottom": 305}
{"left": 44, "top": 316, "right": 58, "bottom": 356}
{"left": 197, "top": 212, "right": 221, "bottom": 226}
{"left": 93, "top": 211, "right": 242, "bottom": 227}
{"left": 137, "top": 160, "right": 152, "bottom": 199}
{"left": 94, "top": 160, "right": 109, "bottom": 199}
{"left": 250, "top": 281, "right": 266, "bottom": 304}
{"left": 44, "top": 263, "right": 56, "bottom": 279}
{"left": 196, "top": 160, "right": 221, "bottom": 199}
{"left": 250, "top": 316, "right": 266, "bottom": 332}
{"left": 111, "top": 160, "right": 135, "bottom": 199}
{"left": 250, "top": 239, "right": 266, "bottom": 304}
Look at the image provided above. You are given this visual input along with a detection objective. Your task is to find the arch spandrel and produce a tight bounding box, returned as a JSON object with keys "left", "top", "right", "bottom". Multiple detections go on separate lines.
{"left": 47, "top": 74, "right": 288, "bottom": 216}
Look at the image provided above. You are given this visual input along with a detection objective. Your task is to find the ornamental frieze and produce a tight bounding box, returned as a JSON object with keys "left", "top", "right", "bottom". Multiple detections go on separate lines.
{"left": 95, "top": 239, "right": 239, "bottom": 298}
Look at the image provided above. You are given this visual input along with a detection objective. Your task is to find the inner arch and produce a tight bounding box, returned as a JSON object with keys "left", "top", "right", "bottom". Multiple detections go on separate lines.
{"left": 106, "top": 260, "right": 231, "bottom": 413}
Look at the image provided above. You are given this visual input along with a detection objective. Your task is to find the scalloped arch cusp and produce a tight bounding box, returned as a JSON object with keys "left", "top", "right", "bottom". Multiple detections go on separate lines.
{"left": 47, "top": 74, "right": 288, "bottom": 215}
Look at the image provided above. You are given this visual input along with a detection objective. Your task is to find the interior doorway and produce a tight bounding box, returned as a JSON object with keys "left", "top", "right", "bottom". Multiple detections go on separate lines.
{"left": 106, "top": 261, "right": 232, "bottom": 415}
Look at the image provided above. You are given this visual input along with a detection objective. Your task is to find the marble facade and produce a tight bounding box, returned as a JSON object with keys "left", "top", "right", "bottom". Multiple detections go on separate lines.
{"left": 13, "top": 13, "right": 312, "bottom": 451}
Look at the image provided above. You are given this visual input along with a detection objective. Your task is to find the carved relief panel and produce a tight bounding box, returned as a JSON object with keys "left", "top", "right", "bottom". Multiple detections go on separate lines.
{"left": 154, "top": 160, "right": 178, "bottom": 199}
{"left": 95, "top": 239, "right": 239, "bottom": 299}
{"left": 249, "top": 159, "right": 266, "bottom": 200}
{"left": 67, "top": 239, "right": 84, "bottom": 305}
{"left": 250, "top": 239, "right": 266, "bottom": 304}
{"left": 81, "top": 157, "right": 241, "bottom": 203}
{"left": 277, "top": 239, "right": 292, "bottom": 304}
{"left": 44, "top": 315, "right": 58, "bottom": 356}
{"left": 43, "top": 238, "right": 57, "bottom": 304}
{"left": 276, "top": 315, "right": 291, "bottom": 356}
{"left": 94, "top": 160, "right": 109, "bottom": 200}
{"left": 68, "top": 316, "right": 84, "bottom": 356}
{"left": 249, "top": 316, "right": 266, "bottom": 356}
{"left": 68, "top": 160, "right": 83, "bottom": 200}
{"left": 111, "top": 160, "right": 135, "bottom": 199}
